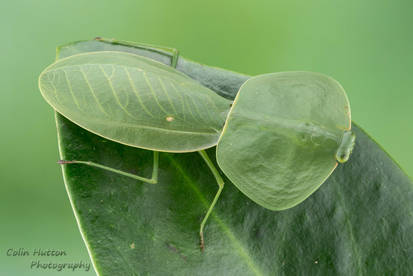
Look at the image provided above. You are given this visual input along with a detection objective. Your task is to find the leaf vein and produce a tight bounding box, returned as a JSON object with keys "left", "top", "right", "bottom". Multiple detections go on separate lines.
{"left": 99, "top": 65, "right": 136, "bottom": 120}
{"left": 142, "top": 71, "right": 170, "bottom": 115}
{"left": 79, "top": 67, "right": 110, "bottom": 117}
{"left": 124, "top": 67, "right": 154, "bottom": 118}
{"left": 63, "top": 70, "right": 82, "bottom": 110}
{"left": 158, "top": 76, "right": 178, "bottom": 115}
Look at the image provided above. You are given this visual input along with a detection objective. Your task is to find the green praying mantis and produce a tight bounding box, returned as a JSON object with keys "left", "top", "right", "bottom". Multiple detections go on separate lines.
{"left": 38, "top": 41, "right": 355, "bottom": 251}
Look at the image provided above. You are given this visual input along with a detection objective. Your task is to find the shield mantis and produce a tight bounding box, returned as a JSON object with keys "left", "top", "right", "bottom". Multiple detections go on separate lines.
{"left": 38, "top": 41, "right": 355, "bottom": 251}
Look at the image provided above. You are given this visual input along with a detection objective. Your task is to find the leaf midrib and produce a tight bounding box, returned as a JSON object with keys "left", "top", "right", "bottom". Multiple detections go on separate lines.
{"left": 166, "top": 154, "right": 265, "bottom": 276}
{"left": 91, "top": 118, "right": 220, "bottom": 136}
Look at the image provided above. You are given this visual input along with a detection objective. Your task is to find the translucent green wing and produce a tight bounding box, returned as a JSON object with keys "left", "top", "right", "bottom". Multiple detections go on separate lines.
{"left": 39, "top": 51, "right": 231, "bottom": 152}
{"left": 216, "top": 72, "right": 353, "bottom": 210}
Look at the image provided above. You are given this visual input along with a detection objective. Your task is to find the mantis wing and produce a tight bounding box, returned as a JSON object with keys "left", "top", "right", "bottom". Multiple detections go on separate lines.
{"left": 216, "top": 72, "right": 352, "bottom": 210}
{"left": 39, "top": 51, "right": 231, "bottom": 152}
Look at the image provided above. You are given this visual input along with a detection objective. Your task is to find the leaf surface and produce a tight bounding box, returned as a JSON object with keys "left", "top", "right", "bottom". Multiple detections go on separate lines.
{"left": 55, "top": 39, "right": 413, "bottom": 275}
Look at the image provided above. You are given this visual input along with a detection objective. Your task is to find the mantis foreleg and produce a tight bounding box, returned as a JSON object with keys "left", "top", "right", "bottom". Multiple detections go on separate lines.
{"left": 58, "top": 151, "right": 159, "bottom": 184}
{"left": 198, "top": 150, "right": 225, "bottom": 251}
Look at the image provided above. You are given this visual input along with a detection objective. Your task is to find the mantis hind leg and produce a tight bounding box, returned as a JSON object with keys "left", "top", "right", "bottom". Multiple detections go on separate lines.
{"left": 93, "top": 37, "right": 179, "bottom": 68}
{"left": 58, "top": 151, "right": 159, "bottom": 184}
{"left": 198, "top": 150, "right": 225, "bottom": 251}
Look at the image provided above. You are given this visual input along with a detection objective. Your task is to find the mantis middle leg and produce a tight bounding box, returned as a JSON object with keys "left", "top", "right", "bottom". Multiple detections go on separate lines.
{"left": 58, "top": 151, "right": 159, "bottom": 185}
{"left": 198, "top": 150, "right": 225, "bottom": 251}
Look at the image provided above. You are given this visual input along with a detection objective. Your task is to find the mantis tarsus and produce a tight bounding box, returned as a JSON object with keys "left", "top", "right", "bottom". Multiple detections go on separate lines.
{"left": 39, "top": 40, "right": 355, "bottom": 251}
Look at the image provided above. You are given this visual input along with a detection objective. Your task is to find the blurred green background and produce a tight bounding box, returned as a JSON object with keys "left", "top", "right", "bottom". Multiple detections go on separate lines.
{"left": 1, "top": 0, "right": 412, "bottom": 275}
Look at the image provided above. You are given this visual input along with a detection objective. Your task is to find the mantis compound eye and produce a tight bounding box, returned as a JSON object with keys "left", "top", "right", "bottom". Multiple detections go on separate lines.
{"left": 335, "top": 130, "right": 356, "bottom": 163}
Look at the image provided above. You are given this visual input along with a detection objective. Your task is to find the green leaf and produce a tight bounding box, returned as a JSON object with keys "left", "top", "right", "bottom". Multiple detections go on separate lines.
{"left": 55, "top": 39, "right": 413, "bottom": 275}
{"left": 39, "top": 51, "right": 231, "bottom": 152}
